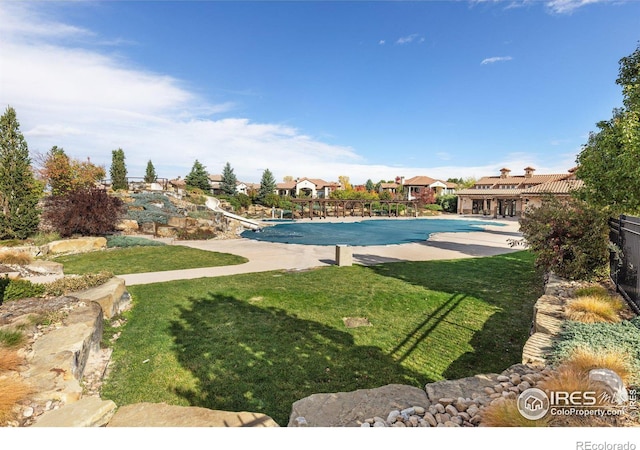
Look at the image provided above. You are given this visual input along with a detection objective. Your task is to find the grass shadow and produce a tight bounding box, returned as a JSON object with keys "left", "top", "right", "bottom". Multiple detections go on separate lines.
{"left": 169, "top": 293, "right": 426, "bottom": 426}
{"left": 369, "top": 251, "right": 545, "bottom": 378}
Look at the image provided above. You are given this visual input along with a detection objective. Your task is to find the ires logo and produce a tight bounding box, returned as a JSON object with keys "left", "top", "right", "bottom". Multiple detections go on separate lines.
{"left": 549, "top": 390, "right": 598, "bottom": 406}
{"left": 517, "top": 387, "right": 629, "bottom": 420}
{"left": 517, "top": 388, "right": 550, "bottom": 420}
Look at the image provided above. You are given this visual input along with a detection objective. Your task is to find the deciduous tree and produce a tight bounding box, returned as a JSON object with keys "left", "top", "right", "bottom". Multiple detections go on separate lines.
{"left": 576, "top": 43, "right": 640, "bottom": 214}
{"left": 338, "top": 175, "right": 352, "bottom": 191}
{"left": 38, "top": 146, "right": 105, "bottom": 196}
{"left": 0, "top": 106, "right": 42, "bottom": 239}
{"left": 414, "top": 187, "right": 436, "bottom": 206}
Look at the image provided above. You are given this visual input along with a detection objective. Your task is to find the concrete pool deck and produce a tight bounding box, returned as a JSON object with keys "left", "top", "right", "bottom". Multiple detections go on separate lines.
{"left": 120, "top": 216, "right": 523, "bottom": 286}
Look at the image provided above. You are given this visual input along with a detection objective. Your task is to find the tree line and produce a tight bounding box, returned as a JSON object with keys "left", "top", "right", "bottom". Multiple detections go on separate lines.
{"left": 518, "top": 42, "right": 640, "bottom": 280}
{"left": 1, "top": 42, "right": 637, "bottom": 248}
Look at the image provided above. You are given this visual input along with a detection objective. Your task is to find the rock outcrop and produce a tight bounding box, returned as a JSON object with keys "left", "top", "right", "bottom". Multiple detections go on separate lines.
{"left": 107, "top": 402, "right": 278, "bottom": 427}
{"left": 45, "top": 237, "right": 107, "bottom": 255}
{"left": 72, "top": 277, "right": 129, "bottom": 319}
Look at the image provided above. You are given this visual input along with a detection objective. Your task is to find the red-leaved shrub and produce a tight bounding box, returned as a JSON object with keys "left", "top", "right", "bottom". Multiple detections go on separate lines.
{"left": 42, "top": 188, "right": 125, "bottom": 237}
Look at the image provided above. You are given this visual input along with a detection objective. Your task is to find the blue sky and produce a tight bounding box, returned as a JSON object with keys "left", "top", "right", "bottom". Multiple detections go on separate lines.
{"left": 1, "top": 0, "right": 639, "bottom": 185}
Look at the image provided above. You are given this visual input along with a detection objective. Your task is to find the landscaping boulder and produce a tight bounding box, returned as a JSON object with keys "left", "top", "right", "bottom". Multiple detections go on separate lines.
{"left": 288, "top": 384, "right": 429, "bottom": 427}
{"left": 26, "top": 260, "right": 64, "bottom": 275}
{"left": 72, "top": 277, "right": 129, "bottom": 319}
{"left": 0, "top": 245, "right": 40, "bottom": 258}
{"left": 32, "top": 397, "right": 117, "bottom": 427}
{"left": 107, "top": 402, "right": 279, "bottom": 427}
{"left": 425, "top": 373, "right": 500, "bottom": 402}
{"left": 115, "top": 219, "right": 139, "bottom": 233}
{"left": 45, "top": 237, "right": 107, "bottom": 255}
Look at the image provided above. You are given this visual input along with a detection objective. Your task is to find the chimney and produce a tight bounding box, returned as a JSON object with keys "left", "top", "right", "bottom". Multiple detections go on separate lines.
{"left": 499, "top": 168, "right": 511, "bottom": 179}
{"left": 524, "top": 167, "right": 535, "bottom": 178}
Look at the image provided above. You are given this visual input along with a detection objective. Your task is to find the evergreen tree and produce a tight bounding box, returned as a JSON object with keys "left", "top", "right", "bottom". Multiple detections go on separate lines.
{"left": 185, "top": 159, "right": 211, "bottom": 191}
{"left": 220, "top": 162, "right": 238, "bottom": 195}
{"left": 258, "top": 168, "right": 277, "bottom": 203}
{"left": 144, "top": 160, "right": 157, "bottom": 183}
{"left": 110, "top": 148, "right": 128, "bottom": 191}
{"left": 365, "top": 179, "right": 375, "bottom": 192}
{"left": 0, "top": 106, "right": 43, "bottom": 239}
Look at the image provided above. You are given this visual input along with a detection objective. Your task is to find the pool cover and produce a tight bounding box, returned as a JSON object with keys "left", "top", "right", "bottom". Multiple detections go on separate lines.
{"left": 241, "top": 218, "right": 501, "bottom": 246}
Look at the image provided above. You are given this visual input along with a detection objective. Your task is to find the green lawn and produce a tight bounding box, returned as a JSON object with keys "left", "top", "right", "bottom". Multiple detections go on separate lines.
{"left": 53, "top": 245, "right": 248, "bottom": 275}
{"left": 101, "top": 251, "right": 543, "bottom": 426}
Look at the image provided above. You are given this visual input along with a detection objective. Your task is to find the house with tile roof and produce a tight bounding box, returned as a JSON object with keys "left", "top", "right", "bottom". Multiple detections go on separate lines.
{"left": 401, "top": 175, "right": 458, "bottom": 200}
{"left": 455, "top": 167, "right": 583, "bottom": 218}
{"left": 275, "top": 177, "right": 341, "bottom": 198}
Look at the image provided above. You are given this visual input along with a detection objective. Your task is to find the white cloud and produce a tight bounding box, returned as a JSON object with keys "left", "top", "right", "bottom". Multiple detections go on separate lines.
{"left": 0, "top": 3, "right": 576, "bottom": 186}
{"left": 481, "top": 56, "right": 513, "bottom": 65}
{"left": 0, "top": 3, "right": 94, "bottom": 43}
{"left": 396, "top": 34, "right": 423, "bottom": 45}
{"left": 470, "top": 0, "right": 621, "bottom": 14}
{"left": 379, "top": 40, "right": 386, "bottom": 45}
{"left": 545, "top": 0, "right": 609, "bottom": 14}
{"left": 0, "top": 3, "right": 362, "bottom": 181}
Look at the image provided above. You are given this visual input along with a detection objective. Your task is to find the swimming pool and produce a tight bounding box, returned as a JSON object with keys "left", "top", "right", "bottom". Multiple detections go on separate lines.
{"left": 240, "top": 218, "right": 501, "bottom": 246}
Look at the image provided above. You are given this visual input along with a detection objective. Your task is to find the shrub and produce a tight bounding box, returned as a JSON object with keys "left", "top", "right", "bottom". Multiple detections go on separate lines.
{"left": 262, "top": 193, "right": 281, "bottom": 208}
{"left": 218, "top": 194, "right": 241, "bottom": 211}
{"left": 519, "top": 196, "right": 609, "bottom": 280}
{"left": 0, "top": 239, "right": 24, "bottom": 247}
{"left": 185, "top": 189, "right": 207, "bottom": 205}
{"left": 236, "top": 193, "right": 252, "bottom": 209}
{"left": 106, "top": 235, "right": 166, "bottom": 248}
{"left": 437, "top": 194, "right": 458, "bottom": 213}
{"left": 574, "top": 285, "right": 610, "bottom": 298}
{"left": 565, "top": 295, "right": 624, "bottom": 323}
{"left": 481, "top": 398, "right": 551, "bottom": 427}
{"left": 0, "top": 377, "right": 32, "bottom": 425}
{"left": 424, "top": 204, "right": 443, "bottom": 211}
{"left": 29, "top": 232, "right": 61, "bottom": 246}
{"left": 1, "top": 278, "right": 46, "bottom": 303}
{"left": 124, "top": 193, "right": 181, "bottom": 226}
{"left": 0, "top": 347, "right": 21, "bottom": 371}
{"left": 176, "top": 228, "right": 217, "bottom": 241}
{"left": 0, "top": 329, "right": 25, "bottom": 348}
{"left": 43, "top": 187, "right": 126, "bottom": 237}
{"left": 0, "top": 250, "right": 32, "bottom": 265}
{"left": 551, "top": 320, "right": 640, "bottom": 384}
{"left": 44, "top": 271, "right": 114, "bottom": 296}
{"left": 560, "top": 346, "right": 632, "bottom": 385}
{"left": 537, "top": 365, "right": 623, "bottom": 426}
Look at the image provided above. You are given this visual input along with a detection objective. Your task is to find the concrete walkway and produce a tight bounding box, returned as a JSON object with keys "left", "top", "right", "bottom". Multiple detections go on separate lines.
{"left": 120, "top": 217, "right": 523, "bottom": 286}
